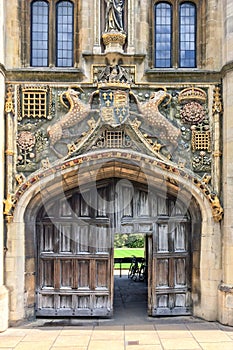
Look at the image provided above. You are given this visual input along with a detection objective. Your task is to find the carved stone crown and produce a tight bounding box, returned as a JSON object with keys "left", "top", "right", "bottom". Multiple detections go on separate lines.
{"left": 178, "top": 87, "right": 207, "bottom": 103}
{"left": 97, "top": 64, "right": 132, "bottom": 89}
{"left": 97, "top": 81, "right": 131, "bottom": 89}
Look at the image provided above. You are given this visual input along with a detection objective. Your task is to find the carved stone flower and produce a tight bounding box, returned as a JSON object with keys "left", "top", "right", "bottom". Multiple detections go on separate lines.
{"left": 17, "top": 131, "right": 36, "bottom": 151}
{"left": 180, "top": 101, "right": 205, "bottom": 124}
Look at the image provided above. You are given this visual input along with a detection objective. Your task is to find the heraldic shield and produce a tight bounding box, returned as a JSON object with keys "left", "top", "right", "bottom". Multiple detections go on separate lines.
{"left": 100, "top": 89, "right": 129, "bottom": 127}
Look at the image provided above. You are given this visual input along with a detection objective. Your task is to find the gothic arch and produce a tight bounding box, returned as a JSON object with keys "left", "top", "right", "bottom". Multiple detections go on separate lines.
{"left": 4, "top": 150, "right": 222, "bottom": 321}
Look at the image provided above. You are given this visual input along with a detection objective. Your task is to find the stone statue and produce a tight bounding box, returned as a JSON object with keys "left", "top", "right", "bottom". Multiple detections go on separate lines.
{"left": 105, "top": 0, "right": 124, "bottom": 32}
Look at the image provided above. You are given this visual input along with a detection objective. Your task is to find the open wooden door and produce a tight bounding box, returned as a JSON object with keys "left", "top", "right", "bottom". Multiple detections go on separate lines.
{"left": 36, "top": 187, "right": 114, "bottom": 317}
{"left": 149, "top": 217, "right": 192, "bottom": 316}
{"left": 36, "top": 179, "right": 192, "bottom": 317}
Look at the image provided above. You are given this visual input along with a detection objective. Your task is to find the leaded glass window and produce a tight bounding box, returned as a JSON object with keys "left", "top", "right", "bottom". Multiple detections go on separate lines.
{"left": 56, "top": 1, "right": 74, "bottom": 67}
{"left": 30, "top": 0, "right": 74, "bottom": 67}
{"left": 179, "top": 2, "right": 196, "bottom": 68}
{"left": 31, "top": 0, "right": 49, "bottom": 67}
{"left": 154, "top": 1, "right": 197, "bottom": 69}
{"left": 154, "top": 2, "right": 172, "bottom": 68}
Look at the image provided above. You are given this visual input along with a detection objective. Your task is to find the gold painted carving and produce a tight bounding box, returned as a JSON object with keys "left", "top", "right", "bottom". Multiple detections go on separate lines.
{"left": 210, "top": 194, "right": 223, "bottom": 222}
{"left": 15, "top": 173, "right": 26, "bottom": 185}
{"left": 41, "top": 158, "right": 51, "bottom": 169}
{"left": 130, "top": 89, "right": 180, "bottom": 151}
{"left": 5, "top": 85, "right": 14, "bottom": 114}
{"left": 4, "top": 150, "right": 223, "bottom": 222}
{"left": 3, "top": 193, "right": 16, "bottom": 216}
{"left": 212, "top": 86, "right": 222, "bottom": 114}
{"left": 178, "top": 87, "right": 207, "bottom": 103}
{"left": 47, "top": 86, "right": 99, "bottom": 157}
{"left": 5, "top": 150, "right": 14, "bottom": 156}
{"left": 201, "top": 173, "right": 211, "bottom": 184}
{"left": 18, "top": 85, "right": 52, "bottom": 120}
{"left": 192, "top": 131, "right": 211, "bottom": 152}
{"left": 102, "top": 32, "right": 126, "bottom": 46}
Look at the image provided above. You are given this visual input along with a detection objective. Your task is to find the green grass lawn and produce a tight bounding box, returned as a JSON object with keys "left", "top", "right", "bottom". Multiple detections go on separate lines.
{"left": 114, "top": 248, "right": 144, "bottom": 269}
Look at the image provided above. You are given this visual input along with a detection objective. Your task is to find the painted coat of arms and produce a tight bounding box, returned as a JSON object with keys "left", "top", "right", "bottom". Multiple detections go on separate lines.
{"left": 100, "top": 89, "right": 129, "bottom": 127}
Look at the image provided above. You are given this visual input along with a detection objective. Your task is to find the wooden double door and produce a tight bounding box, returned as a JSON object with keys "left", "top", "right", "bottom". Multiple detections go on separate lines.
{"left": 36, "top": 179, "right": 192, "bottom": 317}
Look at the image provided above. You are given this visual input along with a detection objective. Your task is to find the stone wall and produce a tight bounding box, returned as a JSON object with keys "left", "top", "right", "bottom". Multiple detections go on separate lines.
{"left": 1, "top": 0, "right": 233, "bottom": 327}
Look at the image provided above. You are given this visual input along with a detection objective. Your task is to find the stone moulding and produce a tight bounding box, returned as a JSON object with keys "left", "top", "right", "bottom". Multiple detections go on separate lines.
{"left": 3, "top": 150, "right": 223, "bottom": 223}
{"left": 219, "top": 284, "right": 233, "bottom": 293}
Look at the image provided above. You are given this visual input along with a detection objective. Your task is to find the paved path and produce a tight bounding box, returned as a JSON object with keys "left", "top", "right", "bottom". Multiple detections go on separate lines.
{"left": 1, "top": 274, "right": 233, "bottom": 349}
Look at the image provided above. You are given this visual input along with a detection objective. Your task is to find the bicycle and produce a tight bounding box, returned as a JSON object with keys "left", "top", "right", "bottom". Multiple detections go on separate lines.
{"left": 138, "top": 258, "right": 147, "bottom": 282}
{"left": 128, "top": 256, "right": 147, "bottom": 281}
{"left": 128, "top": 255, "right": 140, "bottom": 281}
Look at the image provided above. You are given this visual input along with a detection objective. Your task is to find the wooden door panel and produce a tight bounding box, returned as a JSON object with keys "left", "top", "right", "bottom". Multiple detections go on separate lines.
{"left": 40, "top": 259, "right": 54, "bottom": 288}
{"left": 157, "top": 223, "right": 169, "bottom": 252}
{"left": 95, "top": 226, "right": 110, "bottom": 252}
{"left": 36, "top": 189, "right": 113, "bottom": 317}
{"left": 38, "top": 294, "right": 55, "bottom": 310}
{"left": 174, "top": 293, "right": 186, "bottom": 307}
{"left": 174, "top": 224, "right": 187, "bottom": 251}
{"left": 80, "top": 193, "right": 90, "bottom": 217}
{"left": 157, "top": 259, "right": 169, "bottom": 287}
{"left": 137, "top": 191, "right": 149, "bottom": 216}
{"left": 60, "top": 295, "right": 72, "bottom": 309}
{"left": 59, "top": 224, "right": 72, "bottom": 253}
{"left": 174, "top": 258, "right": 187, "bottom": 286}
{"left": 60, "top": 260, "right": 73, "bottom": 288}
{"left": 78, "top": 261, "right": 90, "bottom": 289}
{"left": 75, "top": 225, "right": 89, "bottom": 253}
{"left": 41, "top": 224, "right": 54, "bottom": 252}
{"left": 150, "top": 220, "right": 192, "bottom": 316}
{"left": 60, "top": 198, "right": 73, "bottom": 217}
{"left": 96, "top": 260, "right": 108, "bottom": 289}
{"left": 77, "top": 295, "right": 90, "bottom": 309}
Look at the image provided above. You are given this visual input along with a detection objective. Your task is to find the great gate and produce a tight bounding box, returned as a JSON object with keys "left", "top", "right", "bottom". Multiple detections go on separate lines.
{"left": 35, "top": 178, "right": 193, "bottom": 317}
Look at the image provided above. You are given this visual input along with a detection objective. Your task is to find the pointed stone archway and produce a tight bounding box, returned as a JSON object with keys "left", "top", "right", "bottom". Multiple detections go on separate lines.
{"left": 4, "top": 150, "right": 221, "bottom": 323}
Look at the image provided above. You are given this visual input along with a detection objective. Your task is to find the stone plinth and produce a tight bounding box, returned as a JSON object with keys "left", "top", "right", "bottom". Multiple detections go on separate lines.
{"left": 0, "top": 286, "right": 9, "bottom": 332}
{"left": 102, "top": 32, "right": 126, "bottom": 53}
{"left": 218, "top": 284, "right": 233, "bottom": 326}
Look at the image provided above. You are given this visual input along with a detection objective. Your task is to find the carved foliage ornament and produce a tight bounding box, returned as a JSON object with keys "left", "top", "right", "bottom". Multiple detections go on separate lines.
{"left": 5, "top": 85, "right": 15, "bottom": 114}
{"left": 179, "top": 87, "right": 207, "bottom": 124}
{"left": 180, "top": 101, "right": 205, "bottom": 124}
{"left": 212, "top": 86, "right": 223, "bottom": 114}
{"left": 17, "top": 131, "right": 36, "bottom": 168}
{"left": 4, "top": 151, "right": 223, "bottom": 222}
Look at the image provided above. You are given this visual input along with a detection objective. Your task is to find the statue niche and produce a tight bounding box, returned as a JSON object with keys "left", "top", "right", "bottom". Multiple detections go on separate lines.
{"left": 104, "top": 0, "right": 124, "bottom": 33}
{"left": 102, "top": 0, "right": 126, "bottom": 52}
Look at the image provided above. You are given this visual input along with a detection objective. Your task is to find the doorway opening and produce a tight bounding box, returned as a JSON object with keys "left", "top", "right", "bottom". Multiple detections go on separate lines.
{"left": 113, "top": 233, "right": 148, "bottom": 318}
{"left": 32, "top": 177, "right": 195, "bottom": 318}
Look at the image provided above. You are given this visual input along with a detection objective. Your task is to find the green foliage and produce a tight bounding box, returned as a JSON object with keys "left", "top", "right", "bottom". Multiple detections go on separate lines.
{"left": 114, "top": 234, "right": 128, "bottom": 248}
{"left": 114, "top": 234, "right": 144, "bottom": 248}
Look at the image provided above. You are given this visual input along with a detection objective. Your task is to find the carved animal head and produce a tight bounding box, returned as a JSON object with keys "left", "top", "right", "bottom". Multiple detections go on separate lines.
{"left": 60, "top": 86, "right": 84, "bottom": 109}
{"left": 149, "top": 89, "right": 171, "bottom": 106}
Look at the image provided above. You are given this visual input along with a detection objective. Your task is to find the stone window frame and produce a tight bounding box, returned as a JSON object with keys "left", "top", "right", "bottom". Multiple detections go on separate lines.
{"left": 151, "top": 0, "right": 206, "bottom": 69}
{"left": 21, "top": 0, "right": 79, "bottom": 68}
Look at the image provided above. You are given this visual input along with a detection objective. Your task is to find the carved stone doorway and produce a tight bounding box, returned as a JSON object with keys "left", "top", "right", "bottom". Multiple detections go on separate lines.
{"left": 35, "top": 178, "right": 192, "bottom": 318}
